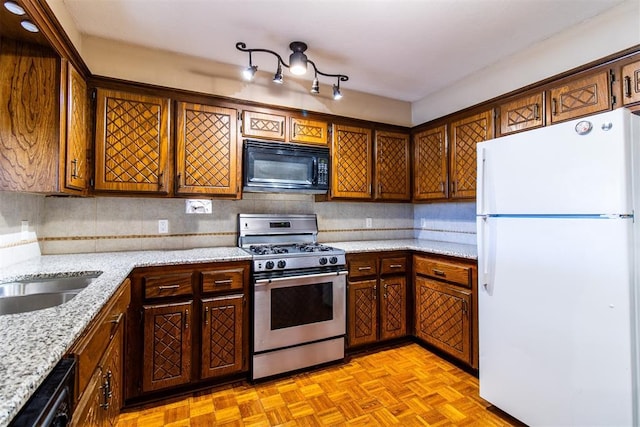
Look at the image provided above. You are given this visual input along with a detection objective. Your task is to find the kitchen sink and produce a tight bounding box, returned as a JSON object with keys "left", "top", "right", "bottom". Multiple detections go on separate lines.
{"left": 0, "top": 272, "right": 102, "bottom": 315}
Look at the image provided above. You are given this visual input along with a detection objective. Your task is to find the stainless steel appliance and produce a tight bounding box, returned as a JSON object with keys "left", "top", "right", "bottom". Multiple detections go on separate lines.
{"left": 238, "top": 214, "right": 346, "bottom": 380}
{"left": 242, "top": 140, "right": 330, "bottom": 194}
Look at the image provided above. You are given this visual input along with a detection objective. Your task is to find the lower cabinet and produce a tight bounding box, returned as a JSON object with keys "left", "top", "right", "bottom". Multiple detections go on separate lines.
{"left": 125, "top": 262, "right": 249, "bottom": 403}
{"left": 413, "top": 254, "right": 477, "bottom": 368}
{"left": 70, "top": 279, "right": 130, "bottom": 426}
{"left": 346, "top": 252, "right": 408, "bottom": 348}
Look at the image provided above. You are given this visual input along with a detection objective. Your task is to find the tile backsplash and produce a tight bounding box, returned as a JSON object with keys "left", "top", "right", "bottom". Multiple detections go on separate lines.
{"left": 0, "top": 191, "right": 477, "bottom": 259}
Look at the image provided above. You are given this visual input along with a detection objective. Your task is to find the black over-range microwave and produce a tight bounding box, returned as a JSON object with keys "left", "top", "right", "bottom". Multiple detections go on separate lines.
{"left": 243, "top": 140, "right": 330, "bottom": 194}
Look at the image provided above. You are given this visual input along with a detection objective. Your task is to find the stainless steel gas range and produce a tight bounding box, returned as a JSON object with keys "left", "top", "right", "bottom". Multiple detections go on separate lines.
{"left": 238, "top": 214, "right": 347, "bottom": 380}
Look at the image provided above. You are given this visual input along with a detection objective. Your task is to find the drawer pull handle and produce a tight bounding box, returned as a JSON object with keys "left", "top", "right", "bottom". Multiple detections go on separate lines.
{"left": 184, "top": 309, "right": 189, "bottom": 329}
{"left": 109, "top": 313, "right": 124, "bottom": 338}
{"left": 625, "top": 76, "right": 632, "bottom": 98}
{"left": 389, "top": 264, "right": 403, "bottom": 268}
{"left": 433, "top": 269, "right": 446, "bottom": 277}
{"left": 358, "top": 266, "right": 372, "bottom": 271}
{"left": 214, "top": 279, "right": 232, "bottom": 285}
{"left": 158, "top": 284, "right": 180, "bottom": 290}
{"left": 110, "top": 313, "right": 124, "bottom": 325}
{"left": 204, "top": 306, "right": 209, "bottom": 325}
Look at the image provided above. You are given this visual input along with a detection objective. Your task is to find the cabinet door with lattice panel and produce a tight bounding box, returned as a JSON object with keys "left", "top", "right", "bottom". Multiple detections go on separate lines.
{"left": 242, "top": 110, "right": 286, "bottom": 141}
{"left": 201, "top": 295, "right": 245, "bottom": 379}
{"left": 94, "top": 89, "right": 170, "bottom": 193}
{"left": 64, "top": 62, "right": 89, "bottom": 192}
{"left": 413, "top": 125, "right": 448, "bottom": 200}
{"left": 176, "top": 102, "right": 239, "bottom": 196}
{"left": 347, "top": 279, "right": 378, "bottom": 347}
{"left": 379, "top": 276, "right": 406, "bottom": 340}
{"left": 548, "top": 70, "right": 611, "bottom": 124}
{"left": 290, "top": 117, "right": 328, "bottom": 145}
{"left": 622, "top": 59, "right": 640, "bottom": 106}
{"left": 331, "top": 125, "right": 372, "bottom": 199}
{"left": 142, "top": 301, "right": 192, "bottom": 392}
{"left": 449, "top": 109, "right": 493, "bottom": 199}
{"left": 374, "top": 131, "right": 410, "bottom": 201}
{"left": 415, "top": 276, "right": 471, "bottom": 365}
{"left": 498, "top": 92, "right": 544, "bottom": 136}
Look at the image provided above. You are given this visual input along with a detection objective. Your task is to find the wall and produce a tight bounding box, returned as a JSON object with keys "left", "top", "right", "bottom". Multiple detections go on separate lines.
{"left": 38, "top": 194, "right": 414, "bottom": 255}
{"left": 412, "top": 0, "right": 640, "bottom": 124}
{"left": 0, "top": 192, "right": 43, "bottom": 267}
{"left": 413, "top": 202, "right": 476, "bottom": 245}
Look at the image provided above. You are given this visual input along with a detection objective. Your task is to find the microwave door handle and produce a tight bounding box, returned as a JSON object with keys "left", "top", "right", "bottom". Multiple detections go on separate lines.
{"left": 312, "top": 158, "right": 318, "bottom": 184}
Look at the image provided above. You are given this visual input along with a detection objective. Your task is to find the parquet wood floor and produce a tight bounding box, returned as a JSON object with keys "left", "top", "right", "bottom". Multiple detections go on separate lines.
{"left": 116, "top": 343, "right": 521, "bottom": 426}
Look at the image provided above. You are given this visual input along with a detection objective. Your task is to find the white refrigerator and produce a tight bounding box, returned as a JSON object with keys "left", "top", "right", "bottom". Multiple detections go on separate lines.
{"left": 477, "top": 108, "right": 640, "bottom": 426}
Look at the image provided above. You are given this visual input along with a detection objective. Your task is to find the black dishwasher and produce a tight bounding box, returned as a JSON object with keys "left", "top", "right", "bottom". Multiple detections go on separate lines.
{"left": 10, "top": 358, "right": 75, "bottom": 427}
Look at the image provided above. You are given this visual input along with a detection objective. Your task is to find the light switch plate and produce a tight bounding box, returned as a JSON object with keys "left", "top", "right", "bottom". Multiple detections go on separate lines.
{"left": 365, "top": 218, "right": 373, "bottom": 228}
{"left": 158, "top": 219, "right": 169, "bottom": 234}
{"left": 185, "top": 199, "right": 212, "bottom": 214}
{"left": 20, "top": 220, "right": 29, "bottom": 241}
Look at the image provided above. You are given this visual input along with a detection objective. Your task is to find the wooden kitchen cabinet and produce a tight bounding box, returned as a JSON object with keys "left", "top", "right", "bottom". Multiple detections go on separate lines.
{"left": 142, "top": 301, "right": 193, "bottom": 392}
{"left": 413, "top": 254, "right": 477, "bottom": 368}
{"left": 0, "top": 40, "right": 89, "bottom": 194}
{"left": 175, "top": 102, "right": 239, "bottom": 196}
{"left": 413, "top": 125, "right": 448, "bottom": 200}
{"left": 69, "top": 279, "right": 130, "bottom": 426}
{"left": 125, "top": 262, "right": 249, "bottom": 404}
{"left": 242, "top": 110, "right": 286, "bottom": 140}
{"left": 498, "top": 91, "right": 545, "bottom": 136}
{"left": 290, "top": 117, "right": 328, "bottom": 145}
{"left": 331, "top": 124, "right": 373, "bottom": 199}
{"left": 374, "top": 131, "right": 411, "bottom": 201}
{"left": 347, "top": 252, "right": 408, "bottom": 349}
{"left": 449, "top": 109, "right": 494, "bottom": 199}
{"left": 548, "top": 70, "right": 611, "bottom": 124}
{"left": 621, "top": 59, "right": 640, "bottom": 106}
{"left": 94, "top": 88, "right": 171, "bottom": 193}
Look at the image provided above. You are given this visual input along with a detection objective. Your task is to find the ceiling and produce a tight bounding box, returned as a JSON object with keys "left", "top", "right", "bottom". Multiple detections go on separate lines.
{"left": 60, "top": 0, "right": 625, "bottom": 102}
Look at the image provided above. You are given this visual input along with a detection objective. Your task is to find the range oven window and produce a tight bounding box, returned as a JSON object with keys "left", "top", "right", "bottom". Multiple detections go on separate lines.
{"left": 270, "top": 282, "right": 333, "bottom": 330}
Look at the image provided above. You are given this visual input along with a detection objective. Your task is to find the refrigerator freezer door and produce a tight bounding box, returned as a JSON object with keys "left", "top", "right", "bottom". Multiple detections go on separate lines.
{"left": 477, "top": 109, "right": 634, "bottom": 215}
{"left": 478, "top": 216, "right": 635, "bottom": 426}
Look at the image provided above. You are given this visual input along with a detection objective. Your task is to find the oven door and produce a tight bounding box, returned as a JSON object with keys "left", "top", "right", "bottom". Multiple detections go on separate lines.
{"left": 253, "top": 271, "right": 346, "bottom": 353}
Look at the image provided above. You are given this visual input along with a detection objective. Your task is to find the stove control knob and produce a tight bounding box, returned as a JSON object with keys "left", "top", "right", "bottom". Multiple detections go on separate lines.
{"left": 329, "top": 256, "right": 338, "bottom": 264}
{"left": 319, "top": 257, "right": 328, "bottom": 265}
{"left": 265, "top": 261, "right": 275, "bottom": 270}
{"left": 277, "top": 260, "right": 286, "bottom": 269}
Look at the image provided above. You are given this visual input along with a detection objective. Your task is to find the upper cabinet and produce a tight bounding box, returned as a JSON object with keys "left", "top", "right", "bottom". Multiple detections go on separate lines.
{"left": 413, "top": 125, "right": 448, "bottom": 200}
{"left": 374, "top": 131, "right": 411, "bottom": 201}
{"left": 0, "top": 39, "right": 89, "bottom": 194}
{"left": 497, "top": 92, "right": 545, "bottom": 136}
{"left": 449, "top": 109, "right": 494, "bottom": 199}
{"left": 175, "top": 102, "right": 239, "bottom": 196}
{"left": 290, "top": 117, "right": 328, "bottom": 145}
{"left": 331, "top": 124, "right": 373, "bottom": 199}
{"left": 94, "top": 88, "right": 171, "bottom": 193}
{"left": 242, "top": 110, "right": 286, "bottom": 141}
{"left": 548, "top": 70, "right": 611, "bottom": 124}
{"left": 621, "top": 59, "right": 640, "bottom": 106}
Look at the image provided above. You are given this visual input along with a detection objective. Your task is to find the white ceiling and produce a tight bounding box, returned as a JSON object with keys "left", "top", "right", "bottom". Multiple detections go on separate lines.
{"left": 61, "top": 0, "right": 625, "bottom": 102}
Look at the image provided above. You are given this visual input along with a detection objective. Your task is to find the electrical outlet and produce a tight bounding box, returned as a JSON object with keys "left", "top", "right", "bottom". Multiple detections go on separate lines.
{"left": 158, "top": 219, "right": 169, "bottom": 234}
{"left": 365, "top": 218, "right": 373, "bottom": 228}
{"left": 20, "top": 220, "right": 29, "bottom": 241}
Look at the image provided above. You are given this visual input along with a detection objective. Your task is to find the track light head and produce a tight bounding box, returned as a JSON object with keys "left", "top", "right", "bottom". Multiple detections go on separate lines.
{"left": 243, "top": 65, "right": 257, "bottom": 81}
{"left": 273, "top": 63, "right": 284, "bottom": 84}
{"left": 310, "top": 78, "right": 320, "bottom": 94}
{"left": 289, "top": 41, "right": 308, "bottom": 75}
{"left": 332, "top": 84, "right": 342, "bottom": 100}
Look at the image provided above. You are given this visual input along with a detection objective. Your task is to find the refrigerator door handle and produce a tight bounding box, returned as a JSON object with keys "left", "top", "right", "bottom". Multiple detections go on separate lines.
{"left": 478, "top": 147, "right": 486, "bottom": 214}
{"left": 478, "top": 215, "right": 490, "bottom": 291}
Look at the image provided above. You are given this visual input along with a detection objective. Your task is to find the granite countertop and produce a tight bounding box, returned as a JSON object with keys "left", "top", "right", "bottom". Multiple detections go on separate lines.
{"left": 0, "top": 239, "right": 475, "bottom": 426}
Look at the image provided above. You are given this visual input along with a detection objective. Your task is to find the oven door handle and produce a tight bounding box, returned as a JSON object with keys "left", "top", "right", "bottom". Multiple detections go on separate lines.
{"left": 255, "top": 270, "right": 347, "bottom": 286}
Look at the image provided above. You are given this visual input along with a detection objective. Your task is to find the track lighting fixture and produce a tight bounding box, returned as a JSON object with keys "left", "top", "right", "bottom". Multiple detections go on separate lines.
{"left": 236, "top": 41, "right": 348, "bottom": 99}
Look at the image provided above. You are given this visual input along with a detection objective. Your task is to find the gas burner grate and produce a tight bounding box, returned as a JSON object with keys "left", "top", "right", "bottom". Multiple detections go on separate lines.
{"left": 249, "top": 245, "right": 290, "bottom": 255}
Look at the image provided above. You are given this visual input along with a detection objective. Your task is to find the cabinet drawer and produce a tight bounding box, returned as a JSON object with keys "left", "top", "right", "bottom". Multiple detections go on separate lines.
{"left": 144, "top": 273, "right": 193, "bottom": 299}
{"left": 201, "top": 268, "right": 245, "bottom": 293}
{"left": 380, "top": 257, "right": 406, "bottom": 275}
{"left": 348, "top": 258, "right": 378, "bottom": 279}
{"left": 414, "top": 257, "right": 471, "bottom": 287}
